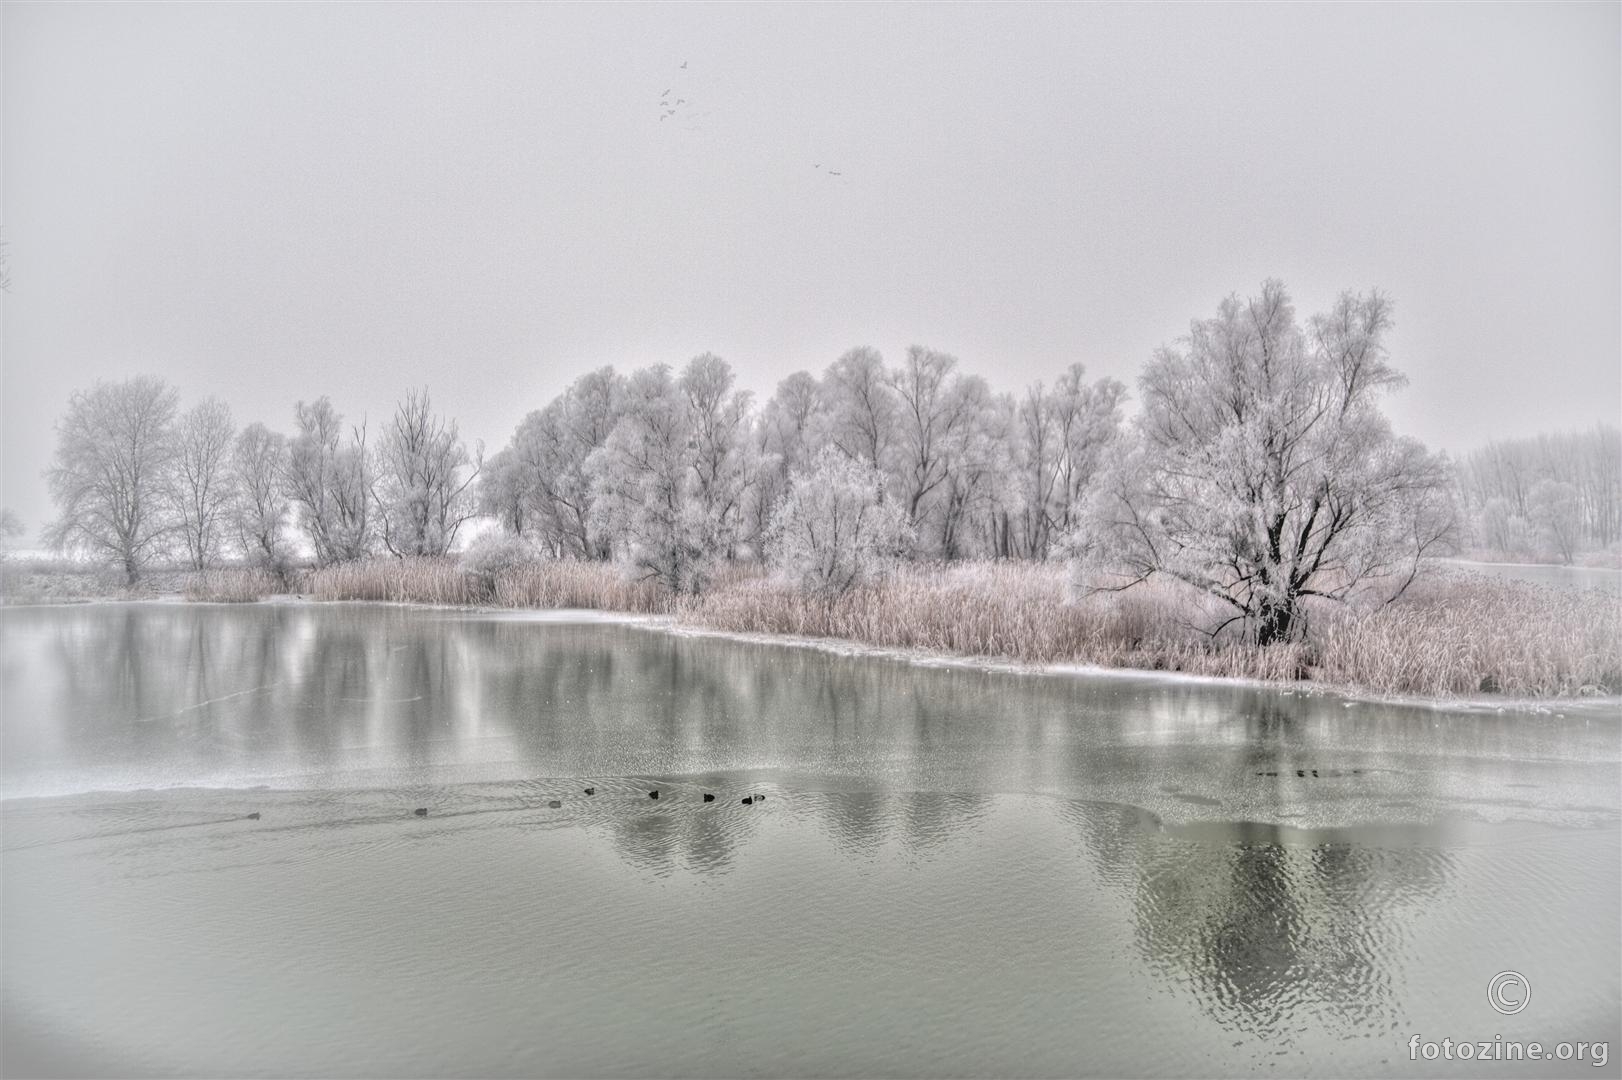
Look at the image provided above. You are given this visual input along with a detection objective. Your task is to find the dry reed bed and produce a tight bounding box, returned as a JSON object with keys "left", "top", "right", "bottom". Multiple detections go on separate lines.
{"left": 306, "top": 556, "right": 670, "bottom": 614}
{"left": 683, "top": 564, "right": 1621, "bottom": 699}
{"left": 1311, "top": 574, "right": 1622, "bottom": 697}
{"left": 183, "top": 568, "right": 281, "bottom": 603}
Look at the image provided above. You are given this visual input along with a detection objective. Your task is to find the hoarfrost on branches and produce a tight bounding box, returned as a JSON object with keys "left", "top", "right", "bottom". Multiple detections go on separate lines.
{"left": 45, "top": 376, "right": 180, "bottom": 584}
{"left": 1074, "top": 280, "right": 1457, "bottom": 645}
{"left": 373, "top": 388, "right": 480, "bottom": 558}
{"left": 767, "top": 446, "right": 910, "bottom": 600}
{"left": 171, "top": 398, "right": 237, "bottom": 570}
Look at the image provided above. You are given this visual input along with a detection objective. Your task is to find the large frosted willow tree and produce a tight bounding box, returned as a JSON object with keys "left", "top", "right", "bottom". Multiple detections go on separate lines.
{"left": 1080, "top": 281, "right": 1455, "bottom": 645}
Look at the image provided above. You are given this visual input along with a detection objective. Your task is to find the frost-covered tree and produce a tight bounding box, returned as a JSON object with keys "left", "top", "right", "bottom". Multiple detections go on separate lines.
{"left": 750, "top": 370, "right": 825, "bottom": 548}
{"left": 231, "top": 422, "right": 292, "bottom": 580}
{"left": 1476, "top": 497, "right": 1523, "bottom": 556}
{"left": 885, "top": 346, "right": 999, "bottom": 556}
{"left": 587, "top": 365, "right": 711, "bottom": 593}
{"left": 372, "top": 389, "right": 480, "bottom": 557}
{"left": 1050, "top": 365, "right": 1127, "bottom": 541}
{"left": 938, "top": 386, "right": 1010, "bottom": 560}
{"left": 284, "top": 397, "right": 373, "bottom": 564}
{"left": 476, "top": 446, "right": 531, "bottom": 536}
{"left": 1077, "top": 281, "right": 1456, "bottom": 645}
{"left": 768, "top": 446, "right": 910, "bottom": 599}
{"left": 1458, "top": 424, "right": 1620, "bottom": 554}
{"left": 45, "top": 376, "right": 180, "bottom": 583}
{"left": 679, "top": 354, "right": 757, "bottom": 559}
{"left": 0, "top": 508, "right": 25, "bottom": 550}
{"left": 760, "top": 371, "right": 824, "bottom": 472}
{"left": 1005, "top": 381, "right": 1061, "bottom": 558}
{"left": 502, "top": 367, "right": 623, "bottom": 558}
{"left": 171, "top": 398, "right": 236, "bottom": 569}
{"left": 991, "top": 367, "right": 1124, "bottom": 560}
{"left": 1528, "top": 479, "right": 1581, "bottom": 564}
{"left": 822, "top": 347, "right": 897, "bottom": 469}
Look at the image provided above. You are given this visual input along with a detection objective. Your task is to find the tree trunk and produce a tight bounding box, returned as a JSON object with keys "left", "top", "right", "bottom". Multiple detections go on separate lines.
{"left": 1255, "top": 597, "right": 1295, "bottom": 647}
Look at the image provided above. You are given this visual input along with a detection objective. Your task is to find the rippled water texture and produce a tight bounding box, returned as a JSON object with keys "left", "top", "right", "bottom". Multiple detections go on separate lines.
{"left": 2, "top": 603, "right": 1618, "bottom": 1077}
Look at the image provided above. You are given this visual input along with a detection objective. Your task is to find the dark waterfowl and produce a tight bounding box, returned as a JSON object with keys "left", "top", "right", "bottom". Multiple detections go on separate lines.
{"left": 741, "top": 796, "right": 754, "bottom": 805}
{"left": 584, "top": 787, "right": 595, "bottom": 796}
{"left": 414, "top": 807, "right": 429, "bottom": 816}
{"left": 702, "top": 793, "right": 715, "bottom": 802}
{"left": 649, "top": 790, "right": 660, "bottom": 800}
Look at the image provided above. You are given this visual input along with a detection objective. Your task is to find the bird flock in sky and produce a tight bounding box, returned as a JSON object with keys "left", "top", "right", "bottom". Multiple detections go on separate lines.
{"left": 655, "top": 58, "right": 845, "bottom": 179}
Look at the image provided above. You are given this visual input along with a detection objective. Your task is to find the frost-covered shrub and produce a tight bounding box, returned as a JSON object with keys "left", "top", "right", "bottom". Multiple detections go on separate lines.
{"left": 766, "top": 447, "right": 910, "bottom": 600}
{"left": 459, "top": 532, "right": 542, "bottom": 600}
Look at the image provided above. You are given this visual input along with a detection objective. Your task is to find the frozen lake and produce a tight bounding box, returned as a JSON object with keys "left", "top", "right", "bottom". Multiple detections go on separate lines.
{"left": 1443, "top": 558, "right": 1622, "bottom": 594}
{"left": 2, "top": 603, "right": 1618, "bottom": 1077}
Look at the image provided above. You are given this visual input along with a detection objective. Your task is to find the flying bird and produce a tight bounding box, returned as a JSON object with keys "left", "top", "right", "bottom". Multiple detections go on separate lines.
{"left": 680, "top": 60, "right": 688, "bottom": 68}
{"left": 828, "top": 171, "right": 843, "bottom": 176}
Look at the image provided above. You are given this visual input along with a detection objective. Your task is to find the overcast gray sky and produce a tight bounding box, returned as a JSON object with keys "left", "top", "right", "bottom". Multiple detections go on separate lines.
{"left": 3, "top": 2, "right": 1618, "bottom": 538}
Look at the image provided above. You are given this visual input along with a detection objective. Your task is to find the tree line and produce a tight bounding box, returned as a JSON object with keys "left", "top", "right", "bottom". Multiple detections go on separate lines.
{"left": 1455, "top": 425, "right": 1621, "bottom": 563}
{"left": 42, "top": 382, "right": 478, "bottom": 585}
{"left": 38, "top": 280, "right": 1610, "bottom": 642}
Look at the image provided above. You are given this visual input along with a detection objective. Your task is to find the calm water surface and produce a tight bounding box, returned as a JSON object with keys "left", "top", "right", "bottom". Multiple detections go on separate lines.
{"left": 2, "top": 603, "right": 1618, "bottom": 1078}
{"left": 1443, "top": 558, "right": 1622, "bottom": 594}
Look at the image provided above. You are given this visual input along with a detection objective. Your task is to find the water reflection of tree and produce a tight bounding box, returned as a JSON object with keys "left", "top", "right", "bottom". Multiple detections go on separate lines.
{"left": 1061, "top": 741, "right": 1457, "bottom": 1044}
